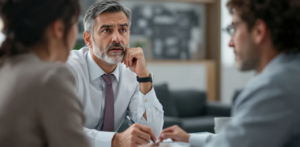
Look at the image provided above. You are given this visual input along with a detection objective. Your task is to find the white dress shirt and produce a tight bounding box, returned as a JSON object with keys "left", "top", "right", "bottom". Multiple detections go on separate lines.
{"left": 67, "top": 47, "right": 164, "bottom": 147}
{"left": 189, "top": 133, "right": 215, "bottom": 146}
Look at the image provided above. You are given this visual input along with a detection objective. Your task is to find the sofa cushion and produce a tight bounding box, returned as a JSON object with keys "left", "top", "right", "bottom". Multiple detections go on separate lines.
{"left": 172, "top": 90, "right": 207, "bottom": 117}
{"left": 205, "top": 102, "right": 231, "bottom": 116}
{"left": 181, "top": 116, "right": 215, "bottom": 133}
{"left": 163, "top": 116, "right": 183, "bottom": 129}
{"left": 154, "top": 84, "right": 178, "bottom": 117}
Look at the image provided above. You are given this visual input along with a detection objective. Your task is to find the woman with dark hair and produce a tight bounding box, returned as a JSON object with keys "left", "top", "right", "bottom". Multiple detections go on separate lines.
{"left": 0, "top": 0, "right": 90, "bottom": 147}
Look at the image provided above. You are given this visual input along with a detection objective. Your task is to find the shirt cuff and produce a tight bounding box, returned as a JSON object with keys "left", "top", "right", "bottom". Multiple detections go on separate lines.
{"left": 95, "top": 131, "right": 116, "bottom": 147}
{"left": 139, "top": 87, "right": 163, "bottom": 110}
{"left": 189, "top": 132, "right": 214, "bottom": 147}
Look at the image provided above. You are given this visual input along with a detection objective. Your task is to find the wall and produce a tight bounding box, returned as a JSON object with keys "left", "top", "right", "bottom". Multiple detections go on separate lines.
{"left": 221, "top": 67, "right": 255, "bottom": 104}
{"left": 148, "top": 62, "right": 207, "bottom": 91}
{"left": 220, "top": 0, "right": 255, "bottom": 104}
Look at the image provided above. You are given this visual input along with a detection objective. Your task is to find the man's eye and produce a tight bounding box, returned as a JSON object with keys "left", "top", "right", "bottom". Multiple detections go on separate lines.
{"left": 121, "top": 29, "right": 126, "bottom": 32}
{"left": 103, "top": 29, "right": 109, "bottom": 33}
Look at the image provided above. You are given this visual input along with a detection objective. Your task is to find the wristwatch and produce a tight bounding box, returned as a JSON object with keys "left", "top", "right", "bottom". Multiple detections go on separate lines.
{"left": 137, "top": 73, "right": 153, "bottom": 83}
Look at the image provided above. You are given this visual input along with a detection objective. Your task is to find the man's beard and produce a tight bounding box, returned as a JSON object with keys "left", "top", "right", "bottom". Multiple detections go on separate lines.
{"left": 235, "top": 37, "right": 260, "bottom": 72}
{"left": 92, "top": 41, "right": 125, "bottom": 65}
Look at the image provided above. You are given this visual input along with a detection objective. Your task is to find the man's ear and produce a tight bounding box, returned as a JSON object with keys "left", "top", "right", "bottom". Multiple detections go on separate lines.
{"left": 51, "top": 20, "right": 64, "bottom": 39}
{"left": 252, "top": 19, "right": 268, "bottom": 44}
{"left": 84, "top": 31, "right": 93, "bottom": 49}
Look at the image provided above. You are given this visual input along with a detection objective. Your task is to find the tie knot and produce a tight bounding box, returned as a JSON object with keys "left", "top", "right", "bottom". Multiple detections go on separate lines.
{"left": 102, "top": 74, "right": 114, "bottom": 85}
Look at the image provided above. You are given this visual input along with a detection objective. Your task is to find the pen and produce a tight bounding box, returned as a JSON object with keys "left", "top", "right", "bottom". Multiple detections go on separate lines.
{"left": 126, "top": 115, "right": 135, "bottom": 126}
{"left": 126, "top": 115, "right": 155, "bottom": 143}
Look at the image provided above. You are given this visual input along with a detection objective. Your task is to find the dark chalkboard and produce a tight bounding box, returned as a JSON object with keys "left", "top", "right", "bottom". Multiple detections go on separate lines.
{"left": 121, "top": 1, "right": 206, "bottom": 60}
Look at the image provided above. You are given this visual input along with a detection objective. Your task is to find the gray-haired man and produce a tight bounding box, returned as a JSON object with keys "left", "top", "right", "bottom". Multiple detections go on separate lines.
{"left": 67, "top": 1, "right": 164, "bottom": 147}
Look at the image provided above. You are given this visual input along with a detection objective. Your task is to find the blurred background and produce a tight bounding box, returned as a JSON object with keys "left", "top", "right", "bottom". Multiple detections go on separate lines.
{"left": 0, "top": 0, "right": 255, "bottom": 133}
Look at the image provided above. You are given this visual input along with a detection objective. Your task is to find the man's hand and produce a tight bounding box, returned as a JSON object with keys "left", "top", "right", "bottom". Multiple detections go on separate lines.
{"left": 122, "top": 47, "right": 152, "bottom": 96}
{"left": 112, "top": 124, "right": 157, "bottom": 147}
{"left": 158, "top": 125, "right": 190, "bottom": 143}
{"left": 121, "top": 47, "right": 149, "bottom": 78}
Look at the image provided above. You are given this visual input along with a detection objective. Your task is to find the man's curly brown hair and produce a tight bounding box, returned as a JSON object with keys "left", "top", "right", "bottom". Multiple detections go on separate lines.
{"left": 227, "top": 0, "right": 300, "bottom": 54}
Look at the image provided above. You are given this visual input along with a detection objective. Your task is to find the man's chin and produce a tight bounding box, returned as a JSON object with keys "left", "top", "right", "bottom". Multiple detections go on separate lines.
{"left": 236, "top": 62, "right": 255, "bottom": 72}
{"left": 106, "top": 56, "right": 124, "bottom": 64}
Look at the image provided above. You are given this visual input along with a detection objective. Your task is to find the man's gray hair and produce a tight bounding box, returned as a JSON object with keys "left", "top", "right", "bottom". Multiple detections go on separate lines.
{"left": 83, "top": 0, "right": 132, "bottom": 35}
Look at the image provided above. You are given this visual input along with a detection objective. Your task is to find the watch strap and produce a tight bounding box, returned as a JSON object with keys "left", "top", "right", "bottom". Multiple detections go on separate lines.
{"left": 137, "top": 74, "right": 153, "bottom": 83}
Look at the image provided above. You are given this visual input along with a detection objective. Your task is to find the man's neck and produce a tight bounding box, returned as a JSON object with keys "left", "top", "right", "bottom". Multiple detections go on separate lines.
{"left": 255, "top": 47, "right": 280, "bottom": 73}
{"left": 90, "top": 52, "right": 118, "bottom": 74}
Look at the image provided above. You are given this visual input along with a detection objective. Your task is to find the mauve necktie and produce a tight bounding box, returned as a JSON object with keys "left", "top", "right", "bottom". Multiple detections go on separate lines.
{"left": 101, "top": 74, "right": 115, "bottom": 132}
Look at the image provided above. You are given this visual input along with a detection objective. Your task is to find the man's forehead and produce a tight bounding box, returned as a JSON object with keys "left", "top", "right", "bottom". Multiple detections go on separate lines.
{"left": 95, "top": 12, "right": 128, "bottom": 26}
{"left": 232, "top": 12, "right": 241, "bottom": 22}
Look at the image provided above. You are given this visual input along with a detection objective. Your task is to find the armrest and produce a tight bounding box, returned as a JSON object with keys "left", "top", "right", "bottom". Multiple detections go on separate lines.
{"left": 163, "top": 116, "right": 183, "bottom": 129}
{"left": 205, "top": 102, "right": 231, "bottom": 117}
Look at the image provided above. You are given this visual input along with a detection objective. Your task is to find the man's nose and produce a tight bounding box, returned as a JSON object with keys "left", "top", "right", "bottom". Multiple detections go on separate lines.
{"left": 111, "top": 31, "right": 121, "bottom": 43}
{"left": 228, "top": 37, "right": 234, "bottom": 48}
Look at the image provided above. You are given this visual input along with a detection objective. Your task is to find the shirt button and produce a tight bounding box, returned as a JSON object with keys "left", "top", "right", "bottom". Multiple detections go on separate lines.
{"left": 144, "top": 99, "right": 148, "bottom": 103}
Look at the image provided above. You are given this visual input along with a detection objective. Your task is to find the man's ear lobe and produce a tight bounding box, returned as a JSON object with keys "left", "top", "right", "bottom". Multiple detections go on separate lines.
{"left": 84, "top": 31, "right": 93, "bottom": 49}
{"left": 253, "top": 19, "right": 268, "bottom": 44}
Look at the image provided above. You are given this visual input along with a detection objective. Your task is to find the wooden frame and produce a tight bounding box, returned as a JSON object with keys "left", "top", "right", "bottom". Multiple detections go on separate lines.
{"left": 206, "top": 0, "right": 221, "bottom": 101}
{"left": 206, "top": 61, "right": 217, "bottom": 101}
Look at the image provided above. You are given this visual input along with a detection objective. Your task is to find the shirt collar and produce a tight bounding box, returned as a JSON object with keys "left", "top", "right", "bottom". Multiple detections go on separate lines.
{"left": 87, "top": 52, "right": 120, "bottom": 82}
{"left": 261, "top": 53, "right": 286, "bottom": 74}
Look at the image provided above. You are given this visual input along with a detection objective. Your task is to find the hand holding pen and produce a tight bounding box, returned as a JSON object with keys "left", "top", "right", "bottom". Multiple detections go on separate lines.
{"left": 126, "top": 116, "right": 156, "bottom": 143}
{"left": 111, "top": 116, "right": 157, "bottom": 147}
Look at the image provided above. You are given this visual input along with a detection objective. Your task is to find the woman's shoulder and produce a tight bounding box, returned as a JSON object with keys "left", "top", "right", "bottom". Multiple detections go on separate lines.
{"left": 0, "top": 53, "right": 78, "bottom": 107}
{"left": 32, "top": 62, "right": 76, "bottom": 89}
{"left": 38, "top": 62, "right": 76, "bottom": 86}
{"left": 2, "top": 53, "right": 76, "bottom": 88}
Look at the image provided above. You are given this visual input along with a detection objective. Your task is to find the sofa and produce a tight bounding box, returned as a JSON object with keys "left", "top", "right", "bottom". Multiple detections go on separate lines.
{"left": 154, "top": 84, "right": 231, "bottom": 133}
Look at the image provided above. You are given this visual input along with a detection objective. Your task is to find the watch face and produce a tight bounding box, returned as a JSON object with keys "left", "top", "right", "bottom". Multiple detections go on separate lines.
{"left": 151, "top": 73, "right": 154, "bottom": 81}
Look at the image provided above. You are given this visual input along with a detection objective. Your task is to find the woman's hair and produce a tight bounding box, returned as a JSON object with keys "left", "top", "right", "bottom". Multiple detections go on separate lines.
{"left": 0, "top": 0, "right": 81, "bottom": 64}
{"left": 227, "top": 0, "right": 300, "bottom": 54}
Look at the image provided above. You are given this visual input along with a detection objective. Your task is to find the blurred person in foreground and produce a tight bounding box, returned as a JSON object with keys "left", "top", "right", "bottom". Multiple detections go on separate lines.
{"left": 158, "top": 0, "right": 300, "bottom": 147}
{"left": 67, "top": 1, "right": 163, "bottom": 147}
{"left": 0, "top": 0, "right": 90, "bottom": 147}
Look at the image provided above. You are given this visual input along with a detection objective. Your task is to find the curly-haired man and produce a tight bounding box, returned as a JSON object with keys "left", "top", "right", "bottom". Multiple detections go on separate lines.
{"left": 157, "top": 0, "right": 300, "bottom": 146}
